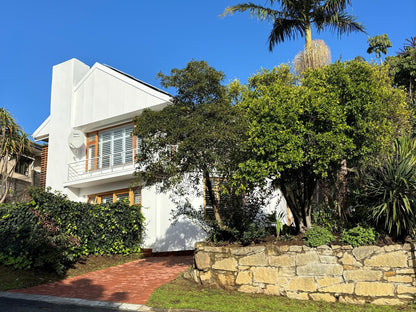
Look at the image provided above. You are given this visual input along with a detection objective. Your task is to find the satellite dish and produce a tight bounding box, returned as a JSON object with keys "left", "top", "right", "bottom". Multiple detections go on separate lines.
{"left": 68, "top": 130, "right": 85, "bottom": 149}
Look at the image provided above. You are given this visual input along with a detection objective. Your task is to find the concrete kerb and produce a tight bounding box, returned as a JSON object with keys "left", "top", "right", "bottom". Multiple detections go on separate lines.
{"left": 0, "top": 291, "right": 151, "bottom": 311}
{"left": 0, "top": 292, "right": 211, "bottom": 312}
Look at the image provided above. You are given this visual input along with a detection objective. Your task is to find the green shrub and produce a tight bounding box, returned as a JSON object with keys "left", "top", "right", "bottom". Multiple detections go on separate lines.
{"left": 354, "top": 136, "right": 416, "bottom": 239}
{"left": 303, "top": 226, "right": 334, "bottom": 247}
{"left": 0, "top": 189, "right": 145, "bottom": 274}
{"left": 0, "top": 204, "right": 77, "bottom": 274}
{"left": 340, "top": 226, "right": 378, "bottom": 247}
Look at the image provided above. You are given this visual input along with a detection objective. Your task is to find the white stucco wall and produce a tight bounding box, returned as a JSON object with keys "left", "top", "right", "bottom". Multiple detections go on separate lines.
{"left": 45, "top": 59, "right": 90, "bottom": 196}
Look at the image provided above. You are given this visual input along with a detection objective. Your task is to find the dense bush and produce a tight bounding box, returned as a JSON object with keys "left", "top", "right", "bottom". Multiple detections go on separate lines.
{"left": 303, "top": 226, "right": 334, "bottom": 247}
{"left": 172, "top": 190, "right": 271, "bottom": 245}
{"left": 0, "top": 188, "right": 144, "bottom": 274}
{"left": 340, "top": 226, "right": 378, "bottom": 247}
{"left": 353, "top": 136, "right": 416, "bottom": 239}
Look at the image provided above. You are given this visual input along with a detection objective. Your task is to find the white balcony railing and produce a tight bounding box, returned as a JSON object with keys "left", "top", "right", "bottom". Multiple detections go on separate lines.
{"left": 67, "top": 149, "right": 138, "bottom": 182}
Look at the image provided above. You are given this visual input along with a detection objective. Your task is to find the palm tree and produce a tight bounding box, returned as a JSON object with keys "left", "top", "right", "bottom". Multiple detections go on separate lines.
{"left": 0, "top": 107, "right": 31, "bottom": 203}
{"left": 222, "top": 0, "right": 366, "bottom": 52}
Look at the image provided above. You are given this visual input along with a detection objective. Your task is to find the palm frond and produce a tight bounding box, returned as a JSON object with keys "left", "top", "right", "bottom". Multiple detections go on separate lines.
{"left": 314, "top": 10, "right": 366, "bottom": 35}
{"left": 269, "top": 18, "right": 304, "bottom": 51}
{"left": 221, "top": 3, "right": 278, "bottom": 22}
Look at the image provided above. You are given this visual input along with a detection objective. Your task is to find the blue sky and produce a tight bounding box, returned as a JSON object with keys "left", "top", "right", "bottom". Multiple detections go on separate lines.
{"left": 0, "top": 0, "right": 415, "bottom": 135}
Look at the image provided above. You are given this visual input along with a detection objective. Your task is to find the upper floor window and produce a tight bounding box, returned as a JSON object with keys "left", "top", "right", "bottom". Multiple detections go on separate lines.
{"left": 87, "top": 123, "right": 137, "bottom": 171}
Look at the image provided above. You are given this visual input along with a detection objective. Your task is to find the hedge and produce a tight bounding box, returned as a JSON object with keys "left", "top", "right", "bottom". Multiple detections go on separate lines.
{"left": 0, "top": 188, "right": 145, "bottom": 274}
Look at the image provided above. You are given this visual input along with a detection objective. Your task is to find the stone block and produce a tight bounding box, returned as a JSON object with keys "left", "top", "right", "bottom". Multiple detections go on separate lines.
{"left": 309, "top": 293, "right": 336, "bottom": 302}
{"left": 239, "top": 285, "right": 261, "bottom": 294}
{"left": 372, "top": 298, "right": 406, "bottom": 305}
{"left": 264, "top": 285, "right": 281, "bottom": 296}
{"left": 296, "top": 252, "right": 319, "bottom": 266}
{"left": 338, "top": 296, "right": 366, "bottom": 304}
{"left": 364, "top": 251, "right": 407, "bottom": 268}
{"left": 286, "top": 292, "right": 309, "bottom": 300}
{"left": 286, "top": 277, "right": 317, "bottom": 292}
{"left": 343, "top": 269, "right": 382, "bottom": 281}
{"left": 355, "top": 282, "right": 395, "bottom": 297}
{"left": 252, "top": 267, "right": 279, "bottom": 284}
{"left": 230, "top": 246, "right": 265, "bottom": 256}
{"left": 383, "top": 244, "right": 403, "bottom": 252}
{"left": 340, "top": 253, "right": 362, "bottom": 267}
{"left": 289, "top": 246, "right": 303, "bottom": 252}
{"left": 277, "top": 267, "right": 296, "bottom": 277}
{"left": 239, "top": 253, "right": 267, "bottom": 266}
{"left": 396, "top": 268, "right": 415, "bottom": 274}
{"left": 194, "top": 252, "right": 210, "bottom": 271}
{"left": 205, "top": 246, "right": 228, "bottom": 253}
{"left": 387, "top": 275, "right": 413, "bottom": 283}
{"left": 217, "top": 273, "right": 235, "bottom": 289}
{"left": 384, "top": 271, "right": 396, "bottom": 277}
{"left": 236, "top": 271, "right": 252, "bottom": 285}
{"left": 316, "top": 277, "right": 342, "bottom": 288}
{"left": 297, "top": 263, "right": 343, "bottom": 276}
{"left": 352, "top": 246, "right": 380, "bottom": 260}
{"left": 269, "top": 255, "right": 295, "bottom": 267}
{"left": 319, "top": 283, "right": 355, "bottom": 294}
{"left": 212, "top": 258, "right": 238, "bottom": 271}
{"left": 319, "top": 255, "right": 338, "bottom": 264}
{"left": 199, "top": 271, "right": 213, "bottom": 283}
{"left": 397, "top": 285, "right": 416, "bottom": 295}
{"left": 279, "top": 245, "right": 289, "bottom": 252}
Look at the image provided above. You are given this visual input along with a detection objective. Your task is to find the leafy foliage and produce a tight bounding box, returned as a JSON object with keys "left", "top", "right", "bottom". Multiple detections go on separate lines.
{"left": 171, "top": 190, "right": 271, "bottom": 245}
{"left": 367, "top": 34, "right": 392, "bottom": 63}
{"left": 340, "top": 226, "right": 378, "bottom": 247}
{"left": 237, "top": 60, "right": 411, "bottom": 233}
{"left": 353, "top": 136, "right": 416, "bottom": 239}
{"left": 134, "top": 60, "right": 267, "bottom": 236}
{"left": 385, "top": 45, "right": 416, "bottom": 105}
{"left": 303, "top": 226, "right": 334, "bottom": 247}
{"left": 0, "top": 188, "right": 144, "bottom": 274}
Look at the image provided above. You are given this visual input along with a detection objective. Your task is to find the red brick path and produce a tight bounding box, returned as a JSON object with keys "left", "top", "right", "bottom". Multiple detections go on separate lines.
{"left": 9, "top": 256, "right": 193, "bottom": 305}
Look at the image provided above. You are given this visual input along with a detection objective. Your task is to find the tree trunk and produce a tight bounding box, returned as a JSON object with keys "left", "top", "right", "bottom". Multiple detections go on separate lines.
{"left": 203, "top": 171, "right": 224, "bottom": 228}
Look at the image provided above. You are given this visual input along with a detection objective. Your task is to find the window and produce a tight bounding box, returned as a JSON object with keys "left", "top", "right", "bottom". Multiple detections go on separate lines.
{"left": 87, "top": 188, "right": 142, "bottom": 206}
{"left": 15, "top": 156, "right": 32, "bottom": 176}
{"left": 87, "top": 123, "right": 137, "bottom": 171}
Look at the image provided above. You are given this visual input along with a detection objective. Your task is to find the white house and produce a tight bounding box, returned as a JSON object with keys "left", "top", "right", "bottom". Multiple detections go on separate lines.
{"left": 32, "top": 58, "right": 208, "bottom": 252}
{"left": 33, "top": 58, "right": 289, "bottom": 253}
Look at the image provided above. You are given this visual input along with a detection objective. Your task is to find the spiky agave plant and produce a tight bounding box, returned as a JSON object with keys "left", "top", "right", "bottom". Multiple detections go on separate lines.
{"left": 358, "top": 135, "right": 416, "bottom": 239}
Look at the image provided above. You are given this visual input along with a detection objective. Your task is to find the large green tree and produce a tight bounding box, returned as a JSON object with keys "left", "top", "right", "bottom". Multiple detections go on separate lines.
{"left": 222, "top": 0, "right": 365, "bottom": 51}
{"left": 237, "top": 61, "right": 412, "bottom": 232}
{"left": 367, "top": 34, "right": 392, "bottom": 64}
{"left": 0, "top": 107, "right": 31, "bottom": 203}
{"left": 385, "top": 43, "right": 416, "bottom": 105}
{"left": 133, "top": 61, "right": 251, "bottom": 229}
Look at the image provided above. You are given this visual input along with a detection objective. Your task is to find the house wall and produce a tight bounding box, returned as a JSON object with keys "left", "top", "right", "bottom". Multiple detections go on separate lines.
{"left": 37, "top": 58, "right": 289, "bottom": 253}
{"left": 41, "top": 58, "right": 206, "bottom": 252}
{"left": 45, "top": 59, "right": 90, "bottom": 196}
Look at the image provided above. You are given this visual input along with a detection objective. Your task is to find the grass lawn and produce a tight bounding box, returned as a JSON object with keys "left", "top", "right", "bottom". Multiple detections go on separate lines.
{"left": 147, "top": 277, "right": 415, "bottom": 312}
{"left": 0, "top": 253, "right": 143, "bottom": 291}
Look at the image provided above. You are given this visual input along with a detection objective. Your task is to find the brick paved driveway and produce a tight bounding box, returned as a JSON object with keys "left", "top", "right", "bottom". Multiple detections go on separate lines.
{"left": 9, "top": 256, "right": 193, "bottom": 305}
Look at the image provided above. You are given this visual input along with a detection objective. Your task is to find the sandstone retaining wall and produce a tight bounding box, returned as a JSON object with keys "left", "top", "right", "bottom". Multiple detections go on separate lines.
{"left": 191, "top": 242, "right": 415, "bottom": 305}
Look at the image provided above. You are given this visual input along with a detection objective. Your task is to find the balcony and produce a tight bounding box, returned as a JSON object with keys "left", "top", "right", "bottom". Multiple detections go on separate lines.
{"left": 65, "top": 149, "right": 138, "bottom": 188}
